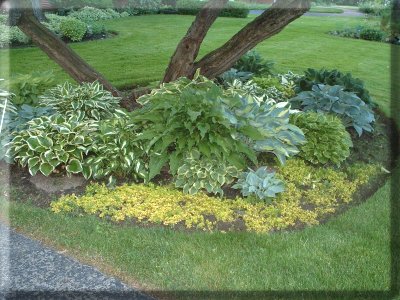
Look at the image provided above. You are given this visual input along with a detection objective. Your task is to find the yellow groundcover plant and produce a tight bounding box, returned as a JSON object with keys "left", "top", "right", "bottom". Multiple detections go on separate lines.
{"left": 51, "top": 160, "right": 380, "bottom": 233}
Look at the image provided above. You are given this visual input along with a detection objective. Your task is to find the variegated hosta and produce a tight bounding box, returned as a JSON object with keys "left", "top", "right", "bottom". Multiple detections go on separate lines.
{"left": 39, "top": 81, "right": 126, "bottom": 121}
{"left": 234, "top": 98, "right": 306, "bottom": 165}
{"left": 175, "top": 149, "right": 239, "bottom": 196}
{"left": 6, "top": 115, "right": 96, "bottom": 176}
{"left": 84, "top": 118, "right": 148, "bottom": 184}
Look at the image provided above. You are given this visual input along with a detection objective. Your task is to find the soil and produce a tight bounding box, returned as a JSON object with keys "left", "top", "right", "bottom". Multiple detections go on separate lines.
{"left": 4, "top": 111, "right": 399, "bottom": 233}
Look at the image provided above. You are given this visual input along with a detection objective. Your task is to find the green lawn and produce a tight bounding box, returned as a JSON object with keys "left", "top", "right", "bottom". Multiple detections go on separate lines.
{"left": 0, "top": 14, "right": 395, "bottom": 294}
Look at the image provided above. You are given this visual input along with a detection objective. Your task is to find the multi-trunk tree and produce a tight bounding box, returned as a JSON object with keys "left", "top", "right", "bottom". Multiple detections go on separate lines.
{"left": 9, "top": 0, "right": 311, "bottom": 109}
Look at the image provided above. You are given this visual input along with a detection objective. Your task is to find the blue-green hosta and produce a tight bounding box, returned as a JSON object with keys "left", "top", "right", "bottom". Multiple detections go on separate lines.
{"left": 6, "top": 115, "right": 96, "bottom": 176}
{"left": 232, "top": 167, "right": 285, "bottom": 200}
{"left": 175, "top": 149, "right": 239, "bottom": 196}
{"left": 234, "top": 98, "right": 306, "bottom": 164}
{"left": 84, "top": 118, "right": 148, "bottom": 184}
{"left": 39, "top": 81, "right": 126, "bottom": 121}
{"left": 290, "top": 84, "right": 375, "bottom": 136}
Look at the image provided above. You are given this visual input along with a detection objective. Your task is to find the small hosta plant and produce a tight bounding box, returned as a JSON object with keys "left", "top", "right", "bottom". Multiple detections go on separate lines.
{"left": 290, "top": 84, "right": 375, "bottom": 136}
{"left": 6, "top": 115, "right": 96, "bottom": 176}
{"left": 290, "top": 112, "right": 353, "bottom": 165}
{"left": 39, "top": 81, "right": 125, "bottom": 121}
{"left": 232, "top": 167, "right": 285, "bottom": 200}
{"left": 175, "top": 149, "right": 239, "bottom": 196}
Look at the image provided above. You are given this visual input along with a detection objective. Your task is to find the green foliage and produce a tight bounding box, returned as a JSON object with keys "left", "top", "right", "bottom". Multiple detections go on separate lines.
{"left": 59, "top": 17, "right": 87, "bottom": 42}
{"left": 10, "top": 27, "right": 30, "bottom": 45}
{"left": 329, "top": 25, "right": 387, "bottom": 42}
{"left": 0, "top": 24, "right": 10, "bottom": 48}
{"left": 290, "top": 112, "right": 353, "bottom": 165}
{"left": 8, "top": 104, "right": 54, "bottom": 132}
{"left": 84, "top": 118, "right": 148, "bottom": 183}
{"left": 218, "top": 68, "right": 253, "bottom": 85}
{"left": 7, "top": 115, "right": 96, "bottom": 176}
{"left": 232, "top": 167, "right": 285, "bottom": 200}
{"left": 174, "top": 149, "right": 239, "bottom": 196}
{"left": 86, "top": 22, "right": 106, "bottom": 36}
{"left": 7, "top": 71, "right": 55, "bottom": 106}
{"left": 233, "top": 98, "right": 306, "bottom": 164}
{"left": 234, "top": 50, "right": 275, "bottom": 76}
{"left": 133, "top": 73, "right": 257, "bottom": 180}
{"left": 39, "top": 81, "right": 124, "bottom": 121}
{"left": 253, "top": 76, "right": 296, "bottom": 101}
{"left": 175, "top": 0, "right": 249, "bottom": 17}
{"left": 43, "top": 13, "right": 65, "bottom": 35}
{"left": 120, "top": 0, "right": 162, "bottom": 15}
{"left": 295, "top": 68, "right": 373, "bottom": 105}
{"left": 68, "top": 6, "right": 117, "bottom": 23}
{"left": 290, "top": 84, "right": 375, "bottom": 136}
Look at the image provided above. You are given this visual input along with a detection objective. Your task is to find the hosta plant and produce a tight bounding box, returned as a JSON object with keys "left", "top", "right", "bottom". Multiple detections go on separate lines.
{"left": 234, "top": 50, "right": 275, "bottom": 76}
{"left": 232, "top": 167, "right": 285, "bottom": 200}
{"left": 233, "top": 98, "right": 306, "bottom": 164}
{"left": 290, "top": 112, "right": 353, "bottom": 165}
{"left": 253, "top": 76, "right": 296, "bottom": 101}
{"left": 290, "top": 84, "right": 375, "bottom": 136}
{"left": 295, "top": 68, "right": 373, "bottom": 106}
{"left": 133, "top": 73, "right": 257, "bottom": 181}
{"left": 218, "top": 68, "right": 253, "bottom": 85}
{"left": 84, "top": 117, "right": 148, "bottom": 184}
{"left": 7, "top": 71, "right": 55, "bottom": 106}
{"left": 39, "top": 81, "right": 125, "bottom": 121}
{"left": 8, "top": 104, "right": 54, "bottom": 132}
{"left": 6, "top": 115, "right": 96, "bottom": 176}
{"left": 174, "top": 149, "right": 239, "bottom": 196}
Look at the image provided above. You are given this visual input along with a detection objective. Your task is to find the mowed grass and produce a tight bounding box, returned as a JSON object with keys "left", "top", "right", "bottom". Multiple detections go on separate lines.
{"left": 0, "top": 14, "right": 395, "bottom": 293}
{"left": 2, "top": 15, "right": 390, "bottom": 112}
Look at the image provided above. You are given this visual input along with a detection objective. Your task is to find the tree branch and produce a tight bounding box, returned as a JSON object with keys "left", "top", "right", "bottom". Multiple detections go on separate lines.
{"left": 193, "top": 0, "right": 311, "bottom": 78}
{"left": 16, "top": 9, "right": 121, "bottom": 97}
{"left": 162, "top": 0, "right": 228, "bottom": 83}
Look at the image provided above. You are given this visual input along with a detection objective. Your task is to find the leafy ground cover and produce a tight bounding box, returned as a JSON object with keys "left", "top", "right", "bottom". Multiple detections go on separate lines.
{"left": 0, "top": 13, "right": 396, "bottom": 295}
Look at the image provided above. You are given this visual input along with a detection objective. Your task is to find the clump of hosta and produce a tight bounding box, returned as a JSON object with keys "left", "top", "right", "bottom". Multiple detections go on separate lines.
{"left": 252, "top": 76, "right": 296, "bottom": 101}
{"left": 290, "top": 84, "right": 375, "bottom": 136}
{"left": 39, "top": 81, "right": 125, "bottom": 121}
{"left": 175, "top": 149, "right": 239, "bottom": 196}
{"left": 84, "top": 117, "right": 148, "bottom": 184}
{"left": 290, "top": 112, "right": 353, "bottom": 166}
{"left": 234, "top": 98, "right": 306, "bottom": 164}
{"left": 232, "top": 167, "right": 285, "bottom": 200}
{"left": 6, "top": 115, "right": 96, "bottom": 176}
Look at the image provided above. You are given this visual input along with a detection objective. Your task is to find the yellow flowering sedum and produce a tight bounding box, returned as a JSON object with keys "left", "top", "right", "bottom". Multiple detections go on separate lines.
{"left": 51, "top": 160, "right": 380, "bottom": 233}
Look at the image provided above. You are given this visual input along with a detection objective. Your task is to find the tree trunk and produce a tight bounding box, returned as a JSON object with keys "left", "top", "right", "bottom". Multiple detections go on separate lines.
{"left": 162, "top": 0, "right": 228, "bottom": 83}
{"left": 16, "top": 10, "right": 121, "bottom": 97}
{"left": 193, "top": 0, "right": 310, "bottom": 78}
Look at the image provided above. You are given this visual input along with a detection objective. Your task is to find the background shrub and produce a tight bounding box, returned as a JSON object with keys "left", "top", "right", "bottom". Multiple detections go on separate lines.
{"left": 59, "top": 17, "right": 87, "bottom": 41}
{"left": 234, "top": 50, "right": 275, "bottom": 76}
{"left": 290, "top": 112, "right": 352, "bottom": 165}
{"left": 175, "top": 0, "right": 248, "bottom": 17}
{"left": 68, "top": 6, "right": 115, "bottom": 23}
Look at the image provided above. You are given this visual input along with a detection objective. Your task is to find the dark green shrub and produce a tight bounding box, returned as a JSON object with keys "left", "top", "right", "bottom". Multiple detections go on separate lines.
{"left": 359, "top": 27, "right": 385, "bottom": 41}
{"left": 290, "top": 112, "right": 352, "bottom": 165}
{"left": 86, "top": 22, "right": 106, "bottom": 36}
{"left": 290, "top": 84, "right": 375, "bottom": 136}
{"left": 59, "top": 17, "right": 87, "bottom": 41}
{"left": 175, "top": 0, "right": 248, "bottom": 17}
{"left": 7, "top": 71, "right": 55, "bottom": 106}
{"left": 295, "top": 68, "right": 374, "bottom": 105}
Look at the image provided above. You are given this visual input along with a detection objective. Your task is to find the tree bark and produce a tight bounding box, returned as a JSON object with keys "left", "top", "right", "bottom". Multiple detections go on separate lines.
{"left": 162, "top": 0, "right": 228, "bottom": 83}
{"left": 16, "top": 10, "right": 121, "bottom": 97}
{"left": 193, "top": 0, "right": 310, "bottom": 79}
